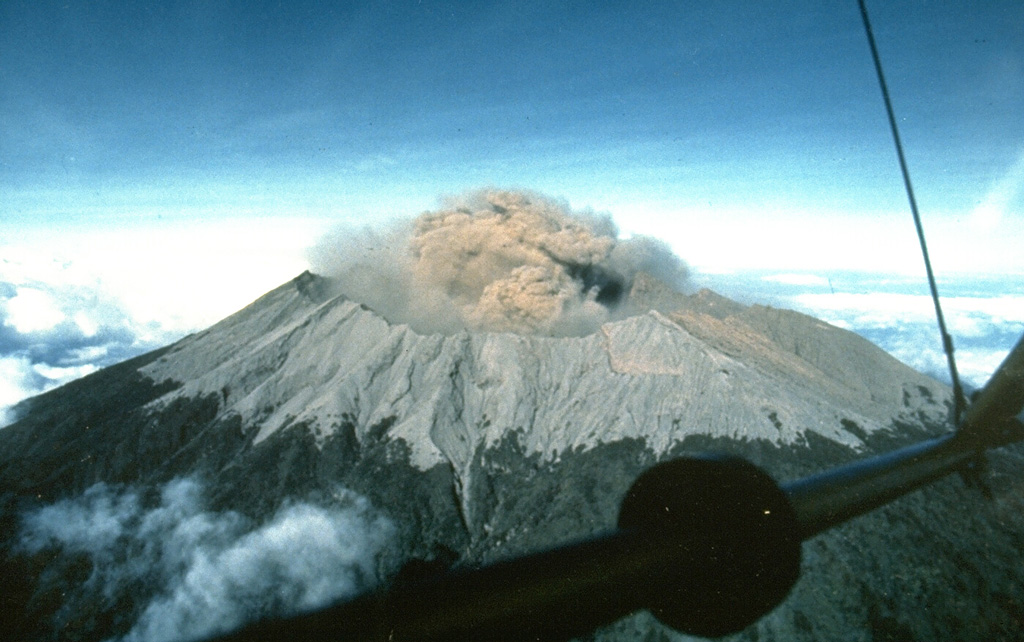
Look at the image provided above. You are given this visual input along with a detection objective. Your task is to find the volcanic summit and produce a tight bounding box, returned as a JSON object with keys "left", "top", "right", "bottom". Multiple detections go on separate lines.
{"left": 1, "top": 191, "right": 1022, "bottom": 642}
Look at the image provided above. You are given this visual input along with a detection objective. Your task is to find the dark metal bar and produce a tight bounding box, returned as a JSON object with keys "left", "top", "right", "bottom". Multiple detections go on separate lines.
{"left": 202, "top": 336, "right": 1024, "bottom": 642}
{"left": 208, "top": 527, "right": 741, "bottom": 642}
{"left": 958, "top": 334, "right": 1024, "bottom": 444}
{"left": 211, "top": 530, "right": 652, "bottom": 642}
{"left": 784, "top": 433, "right": 972, "bottom": 539}
{"left": 857, "top": 0, "right": 968, "bottom": 420}
{"left": 208, "top": 456, "right": 803, "bottom": 642}
{"left": 786, "top": 333, "right": 1024, "bottom": 539}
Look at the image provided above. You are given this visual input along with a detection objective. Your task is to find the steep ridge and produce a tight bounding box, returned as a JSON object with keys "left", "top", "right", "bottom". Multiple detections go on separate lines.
{"left": 136, "top": 272, "right": 949, "bottom": 471}
{"left": 2, "top": 271, "right": 1022, "bottom": 642}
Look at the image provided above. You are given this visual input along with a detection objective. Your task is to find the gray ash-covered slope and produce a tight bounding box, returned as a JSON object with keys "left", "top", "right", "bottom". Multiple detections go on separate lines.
{"left": 2, "top": 271, "right": 1023, "bottom": 642}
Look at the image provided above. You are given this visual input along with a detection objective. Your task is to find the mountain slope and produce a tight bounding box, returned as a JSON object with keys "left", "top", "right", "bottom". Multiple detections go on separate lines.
{"left": 2, "top": 271, "right": 1022, "bottom": 642}
{"left": 134, "top": 272, "right": 947, "bottom": 466}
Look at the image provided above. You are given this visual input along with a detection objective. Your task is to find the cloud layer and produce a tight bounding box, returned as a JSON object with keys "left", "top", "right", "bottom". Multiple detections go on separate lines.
{"left": 0, "top": 261, "right": 175, "bottom": 426}
{"left": 309, "top": 188, "right": 690, "bottom": 336}
{"left": 795, "top": 291, "right": 1024, "bottom": 389}
{"left": 1, "top": 218, "right": 326, "bottom": 426}
{"left": 712, "top": 271, "right": 1024, "bottom": 389}
{"left": 15, "top": 478, "right": 394, "bottom": 642}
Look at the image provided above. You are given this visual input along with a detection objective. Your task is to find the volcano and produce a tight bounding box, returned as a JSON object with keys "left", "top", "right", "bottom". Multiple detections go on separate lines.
{"left": 2, "top": 268, "right": 1023, "bottom": 642}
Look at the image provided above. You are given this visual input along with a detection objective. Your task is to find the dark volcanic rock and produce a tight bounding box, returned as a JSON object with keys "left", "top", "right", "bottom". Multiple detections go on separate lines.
{"left": 1, "top": 271, "right": 1021, "bottom": 642}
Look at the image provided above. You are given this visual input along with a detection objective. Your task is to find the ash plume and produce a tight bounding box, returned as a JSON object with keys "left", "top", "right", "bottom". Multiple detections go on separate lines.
{"left": 309, "top": 189, "right": 689, "bottom": 335}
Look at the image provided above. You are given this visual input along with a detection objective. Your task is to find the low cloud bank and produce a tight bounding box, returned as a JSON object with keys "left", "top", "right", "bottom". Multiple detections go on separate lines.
{"left": 0, "top": 272, "right": 180, "bottom": 426}
{"left": 791, "top": 291, "right": 1024, "bottom": 387}
{"left": 309, "top": 188, "right": 689, "bottom": 336}
{"left": 736, "top": 272, "right": 1024, "bottom": 389}
{"left": 15, "top": 478, "right": 395, "bottom": 642}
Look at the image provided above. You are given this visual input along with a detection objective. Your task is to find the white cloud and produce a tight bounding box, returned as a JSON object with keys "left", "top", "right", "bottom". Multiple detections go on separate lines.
{"left": 0, "top": 216, "right": 331, "bottom": 420}
{"left": 783, "top": 289, "right": 1024, "bottom": 388}
{"left": 33, "top": 362, "right": 99, "bottom": 383}
{"left": 802, "top": 294, "right": 1024, "bottom": 332}
{"left": 74, "top": 310, "right": 100, "bottom": 337}
{"left": 4, "top": 215, "right": 329, "bottom": 332}
{"left": 0, "top": 355, "right": 37, "bottom": 426}
{"left": 762, "top": 273, "right": 832, "bottom": 287}
{"left": 16, "top": 479, "right": 395, "bottom": 642}
{"left": 19, "top": 481, "right": 141, "bottom": 555}
{"left": 0, "top": 274, "right": 163, "bottom": 422}
{"left": 3, "top": 287, "right": 66, "bottom": 334}
{"left": 0, "top": 354, "right": 103, "bottom": 427}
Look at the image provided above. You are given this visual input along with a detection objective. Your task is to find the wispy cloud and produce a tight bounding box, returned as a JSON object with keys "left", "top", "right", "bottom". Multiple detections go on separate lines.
{"left": 0, "top": 219, "right": 325, "bottom": 425}
{"left": 778, "top": 278, "right": 1024, "bottom": 388}
{"left": 15, "top": 478, "right": 395, "bottom": 642}
{"left": 0, "top": 257, "right": 170, "bottom": 425}
{"left": 762, "top": 273, "right": 832, "bottom": 288}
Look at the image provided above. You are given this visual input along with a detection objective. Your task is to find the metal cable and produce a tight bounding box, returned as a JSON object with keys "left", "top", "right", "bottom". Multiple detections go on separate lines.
{"left": 857, "top": 0, "right": 968, "bottom": 423}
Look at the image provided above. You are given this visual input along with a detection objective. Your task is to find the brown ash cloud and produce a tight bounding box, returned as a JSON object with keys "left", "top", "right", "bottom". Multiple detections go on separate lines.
{"left": 309, "top": 189, "right": 689, "bottom": 335}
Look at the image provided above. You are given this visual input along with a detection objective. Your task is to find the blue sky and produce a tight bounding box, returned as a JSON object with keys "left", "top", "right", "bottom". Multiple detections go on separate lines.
{"left": 2, "top": 0, "right": 1023, "bottom": 417}
{"left": 4, "top": 0, "right": 1023, "bottom": 232}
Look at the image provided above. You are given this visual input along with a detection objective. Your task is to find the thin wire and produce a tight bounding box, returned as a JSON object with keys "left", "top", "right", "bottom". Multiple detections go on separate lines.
{"left": 856, "top": 0, "right": 967, "bottom": 423}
